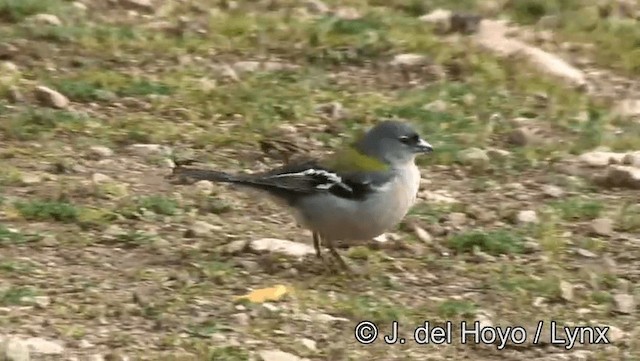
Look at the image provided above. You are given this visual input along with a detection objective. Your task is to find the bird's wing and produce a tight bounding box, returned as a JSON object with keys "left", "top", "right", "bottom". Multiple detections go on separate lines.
{"left": 255, "top": 156, "right": 394, "bottom": 200}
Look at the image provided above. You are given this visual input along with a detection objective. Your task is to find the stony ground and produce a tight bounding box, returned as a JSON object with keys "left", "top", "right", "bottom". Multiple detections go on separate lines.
{"left": 1, "top": 0, "right": 640, "bottom": 360}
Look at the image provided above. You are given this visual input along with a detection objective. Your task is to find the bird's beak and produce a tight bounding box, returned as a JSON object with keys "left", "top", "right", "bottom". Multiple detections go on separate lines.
{"left": 415, "top": 138, "right": 434, "bottom": 153}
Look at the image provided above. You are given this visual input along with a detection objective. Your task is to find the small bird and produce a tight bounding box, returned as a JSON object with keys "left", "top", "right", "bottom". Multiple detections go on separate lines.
{"left": 170, "top": 120, "right": 433, "bottom": 270}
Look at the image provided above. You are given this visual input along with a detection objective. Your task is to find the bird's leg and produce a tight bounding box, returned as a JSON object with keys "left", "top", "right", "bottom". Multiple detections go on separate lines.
{"left": 324, "top": 238, "right": 351, "bottom": 271}
{"left": 312, "top": 232, "right": 323, "bottom": 259}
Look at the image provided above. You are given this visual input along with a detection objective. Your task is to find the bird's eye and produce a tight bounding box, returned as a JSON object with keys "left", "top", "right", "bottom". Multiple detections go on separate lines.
{"left": 399, "top": 134, "right": 419, "bottom": 144}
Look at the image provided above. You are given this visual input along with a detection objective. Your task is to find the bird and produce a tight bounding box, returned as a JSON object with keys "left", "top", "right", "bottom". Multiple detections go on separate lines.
{"left": 169, "top": 120, "right": 433, "bottom": 271}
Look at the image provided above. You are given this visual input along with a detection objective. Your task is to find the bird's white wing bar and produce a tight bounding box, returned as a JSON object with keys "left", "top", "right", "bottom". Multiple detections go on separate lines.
{"left": 268, "top": 168, "right": 354, "bottom": 193}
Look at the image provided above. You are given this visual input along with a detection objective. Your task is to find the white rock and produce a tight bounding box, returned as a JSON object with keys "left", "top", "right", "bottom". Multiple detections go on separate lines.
{"left": 334, "top": 7, "right": 361, "bottom": 20}
{"left": 20, "top": 174, "right": 42, "bottom": 185}
{"left": 92, "top": 173, "right": 113, "bottom": 184}
{"left": 194, "top": 180, "right": 214, "bottom": 194}
{"left": 517, "top": 210, "right": 539, "bottom": 224}
{"left": 607, "top": 325, "right": 626, "bottom": 342}
{"left": 23, "top": 338, "right": 64, "bottom": 355}
{"left": 579, "top": 151, "right": 626, "bottom": 167}
{"left": 128, "top": 144, "right": 171, "bottom": 157}
{"left": 622, "top": 152, "right": 640, "bottom": 167}
{"left": 448, "top": 212, "right": 467, "bottom": 227}
{"left": 305, "top": 0, "right": 329, "bottom": 14}
{"left": 419, "top": 9, "right": 452, "bottom": 33}
{"left": 299, "top": 338, "right": 317, "bottom": 351}
{"left": 413, "top": 225, "right": 432, "bottom": 244}
{"left": 312, "top": 313, "right": 349, "bottom": 323}
{"left": 249, "top": 238, "right": 315, "bottom": 259}
{"left": 186, "top": 220, "right": 221, "bottom": 238}
{"left": 589, "top": 218, "right": 614, "bottom": 237}
{"left": 258, "top": 350, "right": 302, "bottom": 361}
{"left": 486, "top": 148, "right": 511, "bottom": 161}
{"left": 612, "top": 99, "right": 640, "bottom": 118}
{"left": 473, "top": 20, "right": 586, "bottom": 88}
{"left": 389, "top": 53, "right": 428, "bottom": 66}
{"left": 72, "top": 2, "right": 88, "bottom": 11}
{"left": 613, "top": 293, "right": 635, "bottom": 314}
{"left": 34, "top": 86, "right": 69, "bottom": 109}
{"left": 542, "top": 184, "right": 564, "bottom": 198}
{"left": 1, "top": 61, "right": 19, "bottom": 73}
{"left": 2, "top": 338, "right": 30, "bottom": 361}
{"left": 87, "top": 146, "right": 114, "bottom": 159}
{"left": 559, "top": 280, "right": 574, "bottom": 301}
{"left": 29, "top": 14, "right": 62, "bottom": 26}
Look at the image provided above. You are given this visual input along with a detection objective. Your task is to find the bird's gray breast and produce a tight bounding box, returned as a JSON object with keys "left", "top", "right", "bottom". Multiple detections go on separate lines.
{"left": 293, "top": 163, "right": 421, "bottom": 241}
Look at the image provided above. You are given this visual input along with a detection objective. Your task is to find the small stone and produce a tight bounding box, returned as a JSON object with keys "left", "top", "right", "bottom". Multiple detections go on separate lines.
{"left": 542, "top": 184, "right": 564, "bottom": 198}
{"left": 2, "top": 337, "right": 30, "bottom": 361}
{"left": 185, "top": 221, "right": 221, "bottom": 238}
{"left": 299, "top": 338, "right": 317, "bottom": 352}
{"left": 258, "top": 349, "right": 302, "bottom": 361}
{"left": 612, "top": 99, "right": 640, "bottom": 119}
{"left": 305, "top": 0, "right": 329, "bottom": 14}
{"left": 40, "top": 234, "right": 59, "bottom": 247}
{"left": 412, "top": 225, "right": 432, "bottom": 244}
{"left": 23, "top": 338, "right": 64, "bottom": 355}
{"left": 389, "top": 53, "right": 428, "bottom": 66}
{"left": 312, "top": 313, "right": 349, "bottom": 324}
{"left": 613, "top": 293, "right": 635, "bottom": 314}
{"left": 34, "top": 86, "right": 69, "bottom": 109}
{"left": 194, "top": 180, "right": 214, "bottom": 194}
{"left": 128, "top": 144, "right": 171, "bottom": 157}
{"left": 457, "top": 148, "right": 490, "bottom": 170}
{"left": 29, "top": 14, "right": 62, "bottom": 26}
{"left": 474, "top": 311, "right": 493, "bottom": 329}
{"left": 20, "top": 173, "right": 42, "bottom": 185}
{"left": 334, "top": 7, "right": 361, "bottom": 20}
{"left": 419, "top": 9, "right": 452, "bottom": 33}
{"left": 622, "top": 152, "right": 640, "bottom": 167}
{"left": 1, "top": 61, "right": 19, "bottom": 73}
{"left": 32, "top": 296, "right": 51, "bottom": 308}
{"left": 92, "top": 173, "right": 113, "bottom": 184}
{"left": 559, "top": 280, "right": 574, "bottom": 301}
{"left": 486, "top": 148, "right": 511, "bottom": 161}
{"left": 249, "top": 238, "right": 316, "bottom": 258}
{"left": 104, "top": 225, "right": 125, "bottom": 237}
{"left": 575, "top": 248, "right": 597, "bottom": 258}
{"left": 87, "top": 146, "right": 114, "bottom": 160}
{"left": 579, "top": 151, "right": 626, "bottom": 167}
{"left": 315, "top": 102, "right": 345, "bottom": 120}
{"left": 448, "top": 212, "right": 467, "bottom": 227}
{"left": 507, "top": 127, "right": 538, "bottom": 146}
{"left": 72, "top": 2, "right": 88, "bottom": 11}
{"left": 606, "top": 325, "right": 626, "bottom": 342}
{"left": 517, "top": 210, "right": 539, "bottom": 224}
{"left": 232, "top": 312, "right": 250, "bottom": 326}
{"left": 589, "top": 218, "right": 614, "bottom": 237}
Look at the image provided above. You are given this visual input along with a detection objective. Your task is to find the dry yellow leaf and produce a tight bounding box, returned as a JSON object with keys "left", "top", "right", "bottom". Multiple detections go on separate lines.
{"left": 235, "top": 284, "right": 289, "bottom": 303}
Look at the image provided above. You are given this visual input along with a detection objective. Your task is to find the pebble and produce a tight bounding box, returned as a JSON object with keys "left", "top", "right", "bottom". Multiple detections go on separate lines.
{"left": 34, "top": 86, "right": 69, "bottom": 109}
{"left": 517, "top": 210, "right": 539, "bottom": 224}
{"left": 87, "top": 146, "right": 114, "bottom": 160}
{"left": 589, "top": 218, "right": 614, "bottom": 237}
